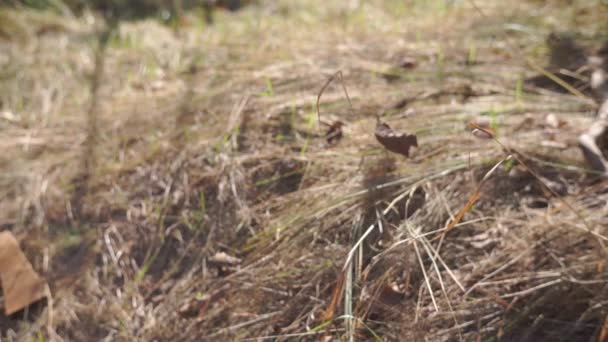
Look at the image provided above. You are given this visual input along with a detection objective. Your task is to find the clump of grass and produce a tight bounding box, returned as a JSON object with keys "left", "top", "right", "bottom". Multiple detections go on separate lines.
{"left": 2, "top": 1, "right": 608, "bottom": 341}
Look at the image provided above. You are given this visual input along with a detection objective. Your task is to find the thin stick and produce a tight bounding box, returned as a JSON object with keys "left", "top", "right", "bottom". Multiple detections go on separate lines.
{"left": 316, "top": 71, "right": 355, "bottom": 131}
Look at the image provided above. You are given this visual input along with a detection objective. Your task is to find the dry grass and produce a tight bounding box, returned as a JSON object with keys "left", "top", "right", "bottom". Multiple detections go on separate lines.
{"left": 1, "top": 0, "right": 608, "bottom": 340}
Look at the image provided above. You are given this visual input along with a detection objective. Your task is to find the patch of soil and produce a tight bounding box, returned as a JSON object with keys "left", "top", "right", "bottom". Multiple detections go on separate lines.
{"left": 49, "top": 236, "right": 95, "bottom": 289}
{"left": 250, "top": 158, "right": 306, "bottom": 198}
{"left": 56, "top": 311, "right": 111, "bottom": 342}
{"left": 479, "top": 159, "right": 575, "bottom": 209}
{"left": 501, "top": 283, "right": 605, "bottom": 341}
{"left": 0, "top": 299, "right": 47, "bottom": 338}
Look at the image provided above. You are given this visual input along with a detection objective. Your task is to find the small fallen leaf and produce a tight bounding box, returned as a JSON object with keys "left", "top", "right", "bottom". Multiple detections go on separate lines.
{"left": 0, "top": 231, "right": 47, "bottom": 315}
{"left": 325, "top": 120, "right": 344, "bottom": 145}
{"left": 374, "top": 121, "right": 418, "bottom": 157}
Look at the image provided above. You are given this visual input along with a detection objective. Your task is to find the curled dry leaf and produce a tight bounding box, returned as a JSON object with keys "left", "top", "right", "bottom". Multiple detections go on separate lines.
{"left": 374, "top": 121, "right": 418, "bottom": 157}
{"left": 0, "top": 231, "right": 47, "bottom": 315}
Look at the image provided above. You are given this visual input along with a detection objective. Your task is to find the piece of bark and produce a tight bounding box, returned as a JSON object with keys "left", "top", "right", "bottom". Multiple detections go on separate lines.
{"left": 0, "top": 231, "right": 47, "bottom": 315}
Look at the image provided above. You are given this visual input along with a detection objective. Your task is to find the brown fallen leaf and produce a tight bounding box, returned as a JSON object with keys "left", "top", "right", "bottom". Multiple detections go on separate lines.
{"left": 324, "top": 120, "right": 344, "bottom": 145}
{"left": 374, "top": 120, "right": 418, "bottom": 157}
{"left": 0, "top": 231, "right": 47, "bottom": 315}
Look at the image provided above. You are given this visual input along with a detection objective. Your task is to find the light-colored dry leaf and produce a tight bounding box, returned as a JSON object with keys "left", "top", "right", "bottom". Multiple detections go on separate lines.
{"left": 0, "top": 231, "right": 47, "bottom": 315}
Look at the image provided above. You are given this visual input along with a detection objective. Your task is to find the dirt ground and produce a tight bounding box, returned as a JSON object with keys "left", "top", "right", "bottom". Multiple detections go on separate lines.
{"left": 1, "top": 1, "right": 608, "bottom": 341}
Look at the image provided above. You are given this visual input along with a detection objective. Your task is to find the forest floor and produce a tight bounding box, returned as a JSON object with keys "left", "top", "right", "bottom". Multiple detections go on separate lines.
{"left": 1, "top": 1, "right": 608, "bottom": 341}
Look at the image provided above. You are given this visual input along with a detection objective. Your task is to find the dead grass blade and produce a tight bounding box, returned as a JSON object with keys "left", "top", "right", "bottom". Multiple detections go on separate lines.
{"left": 414, "top": 228, "right": 463, "bottom": 340}
{"left": 322, "top": 271, "right": 346, "bottom": 322}
{"left": 204, "top": 311, "right": 281, "bottom": 338}
{"left": 434, "top": 154, "right": 511, "bottom": 241}
{"left": 413, "top": 240, "right": 438, "bottom": 312}
{"left": 433, "top": 189, "right": 480, "bottom": 242}
{"left": 316, "top": 70, "right": 354, "bottom": 131}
